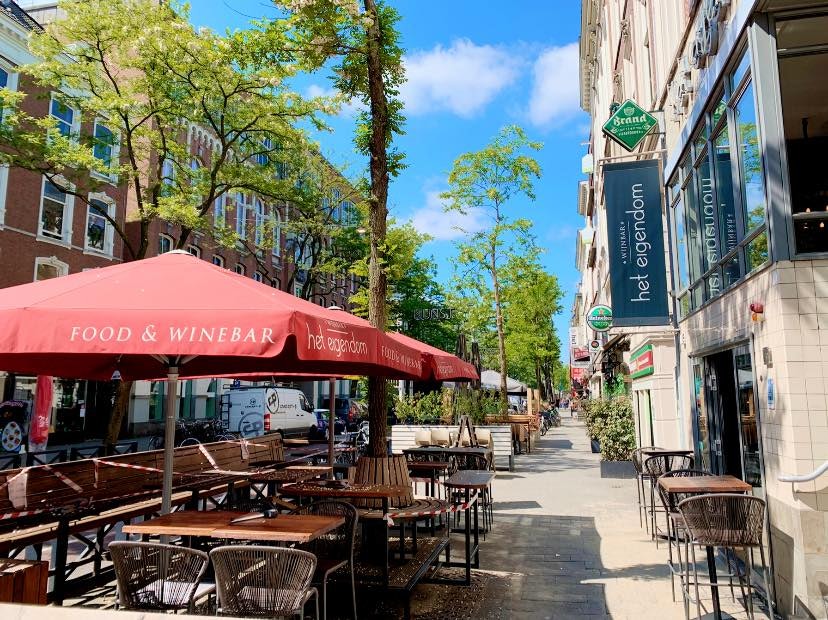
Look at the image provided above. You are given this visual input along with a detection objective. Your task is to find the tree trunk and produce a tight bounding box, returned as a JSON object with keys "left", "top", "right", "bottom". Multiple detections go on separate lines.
{"left": 535, "top": 359, "right": 544, "bottom": 401}
{"left": 364, "top": 0, "right": 390, "bottom": 457}
{"left": 491, "top": 249, "right": 508, "bottom": 413}
{"left": 104, "top": 380, "right": 133, "bottom": 453}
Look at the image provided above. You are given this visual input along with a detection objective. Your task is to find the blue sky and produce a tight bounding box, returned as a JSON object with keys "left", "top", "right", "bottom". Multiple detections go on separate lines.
{"left": 188, "top": 1, "right": 588, "bottom": 359}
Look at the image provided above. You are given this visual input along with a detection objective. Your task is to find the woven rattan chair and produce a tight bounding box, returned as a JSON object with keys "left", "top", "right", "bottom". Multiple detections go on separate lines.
{"left": 109, "top": 541, "right": 214, "bottom": 613}
{"left": 678, "top": 493, "right": 769, "bottom": 620}
{"left": 632, "top": 446, "right": 663, "bottom": 532}
{"left": 290, "top": 500, "right": 358, "bottom": 620}
{"left": 655, "top": 470, "right": 714, "bottom": 603}
{"left": 644, "top": 454, "right": 694, "bottom": 542}
{"left": 452, "top": 453, "right": 493, "bottom": 533}
{"left": 211, "top": 545, "right": 318, "bottom": 619}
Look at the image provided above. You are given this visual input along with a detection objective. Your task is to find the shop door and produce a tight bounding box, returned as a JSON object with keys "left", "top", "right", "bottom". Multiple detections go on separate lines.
{"left": 705, "top": 351, "right": 742, "bottom": 478}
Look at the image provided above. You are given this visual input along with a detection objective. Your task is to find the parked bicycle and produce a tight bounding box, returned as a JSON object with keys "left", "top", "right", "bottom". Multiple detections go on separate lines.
{"left": 539, "top": 407, "right": 561, "bottom": 436}
{"left": 148, "top": 418, "right": 238, "bottom": 450}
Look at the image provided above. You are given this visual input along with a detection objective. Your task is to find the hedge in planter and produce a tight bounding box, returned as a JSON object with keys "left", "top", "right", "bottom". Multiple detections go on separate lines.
{"left": 581, "top": 396, "right": 636, "bottom": 462}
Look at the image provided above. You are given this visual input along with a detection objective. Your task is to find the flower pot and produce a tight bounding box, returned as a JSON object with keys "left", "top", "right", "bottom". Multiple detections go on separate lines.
{"left": 590, "top": 438, "right": 601, "bottom": 453}
{"left": 599, "top": 460, "right": 636, "bottom": 479}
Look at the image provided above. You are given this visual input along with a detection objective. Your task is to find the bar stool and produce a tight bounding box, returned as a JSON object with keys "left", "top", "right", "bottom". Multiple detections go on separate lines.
{"left": 644, "top": 454, "right": 694, "bottom": 544}
{"left": 632, "top": 446, "right": 663, "bottom": 532}
{"left": 678, "top": 493, "right": 769, "bottom": 620}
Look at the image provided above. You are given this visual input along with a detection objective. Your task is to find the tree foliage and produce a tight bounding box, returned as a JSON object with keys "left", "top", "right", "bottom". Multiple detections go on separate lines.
{"left": 443, "top": 125, "right": 543, "bottom": 410}
{"left": 0, "top": 0, "right": 328, "bottom": 259}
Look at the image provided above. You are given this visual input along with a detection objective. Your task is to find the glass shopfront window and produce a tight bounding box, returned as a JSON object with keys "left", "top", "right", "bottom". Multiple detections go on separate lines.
{"left": 670, "top": 47, "right": 769, "bottom": 315}
{"left": 776, "top": 14, "right": 828, "bottom": 253}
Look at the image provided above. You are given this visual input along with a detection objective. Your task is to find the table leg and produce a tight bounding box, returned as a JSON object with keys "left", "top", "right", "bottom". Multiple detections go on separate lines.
{"left": 383, "top": 497, "right": 389, "bottom": 588}
{"left": 473, "top": 490, "right": 480, "bottom": 568}
{"left": 464, "top": 488, "right": 471, "bottom": 586}
{"left": 707, "top": 545, "right": 722, "bottom": 620}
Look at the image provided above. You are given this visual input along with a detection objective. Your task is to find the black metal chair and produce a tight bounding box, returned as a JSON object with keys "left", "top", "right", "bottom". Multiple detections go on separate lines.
{"left": 678, "top": 493, "right": 769, "bottom": 620}
{"left": 109, "top": 541, "right": 214, "bottom": 613}
{"left": 290, "top": 500, "right": 359, "bottom": 620}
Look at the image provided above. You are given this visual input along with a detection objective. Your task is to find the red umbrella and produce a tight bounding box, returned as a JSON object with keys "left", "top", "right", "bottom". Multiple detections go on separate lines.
{"left": 387, "top": 332, "right": 479, "bottom": 381}
{"left": 0, "top": 251, "right": 423, "bottom": 511}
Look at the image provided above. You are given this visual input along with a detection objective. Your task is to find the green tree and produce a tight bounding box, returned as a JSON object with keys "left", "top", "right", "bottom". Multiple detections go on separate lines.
{"left": 269, "top": 0, "right": 406, "bottom": 455}
{"left": 0, "top": 0, "right": 327, "bottom": 449}
{"left": 442, "top": 125, "right": 542, "bottom": 411}
{"left": 501, "top": 253, "right": 563, "bottom": 398}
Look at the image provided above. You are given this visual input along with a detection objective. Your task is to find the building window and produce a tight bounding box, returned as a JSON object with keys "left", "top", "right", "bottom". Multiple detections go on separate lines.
{"left": 34, "top": 256, "right": 68, "bottom": 281}
{"left": 160, "top": 158, "right": 175, "bottom": 196}
{"left": 670, "top": 47, "right": 768, "bottom": 315}
{"left": 271, "top": 277, "right": 281, "bottom": 290}
{"left": 0, "top": 65, "right": 18, "bottom": 124}
{"left": 253, "top": 271, "right": 263, "bottom": 283}
{"left": 255, "top": 136, "right": 272, "bottom": 166}
{"left": 212, "top": 254, "right": 224, "bottom": 268}
{"left": 92, "top": 120, "right": 118, "bottom": 175}
{"left": 0, "top": 165, "right": 8, "bottom": 227}
{"left": 272, "top": 208, "right": 282, "bottom": 257}
{"left": 254, "top": 198, "right": 266, "bottom": 247}
{"left": 776, "top": 14, "right": 828, "bottom": 253}
{"left": 38, "top": 177, "right": 73, "bottom": 243}
{"left": 235, "top": 192, "right": 249, "bottom": 240}
{"left": 85, "top": 196, "right": 114, "bottom": 255}
{"left": 49, "top": 96, "right": 78, "bottom": 140}
{"left": 186, "top": 244, "right": 201, "bottom": 258}
{"left": 235, "top": 263, "right": 245, "bottom": 276}
{"left": 293, "top": 282, "right": 302, "bottom": 297}
{"left": 158, "top": 233, "right": 173, "bottom": 254}
{"left": 214, "top": 192, "right": 227, "bottom": 227}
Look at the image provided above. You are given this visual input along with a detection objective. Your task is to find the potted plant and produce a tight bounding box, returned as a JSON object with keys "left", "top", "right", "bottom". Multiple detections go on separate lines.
{"left": 597, "top": 396, "right": 636, "bottom": 478}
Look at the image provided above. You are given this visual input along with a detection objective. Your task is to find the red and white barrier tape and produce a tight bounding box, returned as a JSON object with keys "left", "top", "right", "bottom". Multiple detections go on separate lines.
{"left": 385, "top": 493, "right": 478, "bottom": 526}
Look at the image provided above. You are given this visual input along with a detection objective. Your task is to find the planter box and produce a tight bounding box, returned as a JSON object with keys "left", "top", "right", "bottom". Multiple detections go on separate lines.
{"left": 590, "top": 438, "right": 601, "bottom": 453}
{"left": 600, "top": 460, "right": 636, "bottom": 479}
{"left": 390, "top": 424, "right": 514, "bottom": 470}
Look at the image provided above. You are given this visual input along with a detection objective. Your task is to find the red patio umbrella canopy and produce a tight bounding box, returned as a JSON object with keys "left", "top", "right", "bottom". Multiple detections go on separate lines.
{"left": 0, "top": 251, "right": 423, "bottom": 381}
{"left": 387, "top": 332, "right": 478, "bottom": 381}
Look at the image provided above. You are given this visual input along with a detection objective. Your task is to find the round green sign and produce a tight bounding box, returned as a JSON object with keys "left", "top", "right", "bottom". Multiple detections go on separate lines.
{"left": 587, "top": 305, "right": 613, "bottom": 332}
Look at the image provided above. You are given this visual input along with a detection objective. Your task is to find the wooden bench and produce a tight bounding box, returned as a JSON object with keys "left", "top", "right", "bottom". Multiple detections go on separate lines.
{"left": 0, "top": 433, "right": 285, "bottom": 603}
{"left": 391, "top": 425, "right": 515, "bottom": 471}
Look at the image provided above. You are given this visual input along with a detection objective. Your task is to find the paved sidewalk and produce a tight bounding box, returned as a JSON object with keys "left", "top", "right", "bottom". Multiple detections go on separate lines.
{"left": 477, "top": 417, "right": 771, "bottom": 619}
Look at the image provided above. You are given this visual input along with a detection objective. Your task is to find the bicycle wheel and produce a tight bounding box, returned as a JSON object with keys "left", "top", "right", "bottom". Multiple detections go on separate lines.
{"left": 178, "top": 437, "right": 201, "bottom": 447}
{"left": 148, "top": 435, "right": 164, "bottom": 451}
{"left": 217, "top": 433, "right": 238, "bottom": 442}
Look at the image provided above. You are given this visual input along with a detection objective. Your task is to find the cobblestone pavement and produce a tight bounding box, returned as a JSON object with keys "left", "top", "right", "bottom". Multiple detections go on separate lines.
{"left": 471, "top": 416, "right": 772, "bottom": 620}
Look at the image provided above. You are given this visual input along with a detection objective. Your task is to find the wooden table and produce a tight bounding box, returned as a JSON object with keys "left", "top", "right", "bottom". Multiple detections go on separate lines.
{"left": 407, "top": 461, "right": 450, "bottom": 497}
{"left": 280, "top": 482, "right": 412, "bottom": 586}
{"left": 404, "top": 446, "right": 493, "bottom": 470}
{"left": 658, "top": 475, "right": 751, "bottom": 620}
{"left": 249, "top": 465, "right": 332, "bottom": 497}
{"left": 444, "top": 470, "right": 495, "bottom": 585}
{"left": 640, "top": 448, "right": 694, "bottom": 457}
{"left": 123, "top": 510, "right": 343, "bottom": 543}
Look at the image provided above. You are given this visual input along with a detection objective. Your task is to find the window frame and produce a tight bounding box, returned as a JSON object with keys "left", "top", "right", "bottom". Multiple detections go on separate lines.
{"left": 34, "top": 256, "right": 69, "bottom": 281}
{"left": 186, "top": 244, "right": 201, "bottom": 258}
{"left": 214, "top": 192, "right": 227, "bottom": 228}
{"left": 212, "top": 254, "right": 225, "bottom": 268}
{"left": 235, "top": 192, "right": 249, "bottom": 240}
{"left": 91, "top": 118, "right": 119, "bottom": 183}
{"left": 670, "top": 44, "right": 770, "bottom": 317}
{"left": 38, "top": 176, "right": 75, "bottom": 245}
{"left": 84, "top": 192, "right": 116, "bottom": 256}
{"left": 234, "top": 263, "right": 246, "bottom": 276}
{"left": 48, "top": 94, "right": 80, "bottom": 141}
{"left": 158, "top": 233, "right": 173, "bottom": 255}
{"left": 253, "top": 271, "right": 263, "bottom": 283}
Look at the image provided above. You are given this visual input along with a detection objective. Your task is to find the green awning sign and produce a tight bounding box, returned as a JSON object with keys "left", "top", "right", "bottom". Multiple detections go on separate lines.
{"left": 586, "top": 305, "right": 613, "bottom": 332}
{"left": 602, "top": 99, "right": 658, "bottom": 152}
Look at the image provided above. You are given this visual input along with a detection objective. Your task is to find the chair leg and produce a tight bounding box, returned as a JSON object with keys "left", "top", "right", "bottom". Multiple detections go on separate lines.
{"left": 322, "top": 577, "right": 328, "bottom": 620}
{"left": 636, "top": 473, "right": 643, "bottom": 528}
{"left": 746, "top": 546, "right": 755, "bottom": 619}
{"left": 351, "top": 561, "right": 358, "bottom": 620}
{"left": 690, "top": 544, "right": 702, "bottom": 620}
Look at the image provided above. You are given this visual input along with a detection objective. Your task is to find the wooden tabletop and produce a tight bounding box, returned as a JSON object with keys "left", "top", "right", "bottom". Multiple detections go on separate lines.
{"left": 658, "top": 475, "right": 752, "bottom": 494}
{"left": 280, "top": 481, "right": 412, "bottom": 500}
{"left": 122, "top": 510, "right": 343, "bottom": 543}
{"left": 445, "top": 470, "right": 495, "bottom": 490}
{"left": 249, "top": 466, "right": 332, "bottom": 483}
{"left": 407, "top": 461, "right": 451, "bottom": 471}
{"left": 641, "top": 448, "right": 694, "bottom": 456}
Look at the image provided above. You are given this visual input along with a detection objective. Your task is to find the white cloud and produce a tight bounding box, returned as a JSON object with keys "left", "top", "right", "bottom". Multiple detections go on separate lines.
{"left": 527, "top": 43, "right": 581, "bottom": 128}
{"left": 410, "top": 190, "right": 486, "bottom": 241}
{"left": 547, "top": 225, "right": 577, "bottom": 242}
{"left": 401, "top": 39, "right": 521, "bottom": 117}
{"left": 305, "top": 84, "right": 363, "bottom": 117}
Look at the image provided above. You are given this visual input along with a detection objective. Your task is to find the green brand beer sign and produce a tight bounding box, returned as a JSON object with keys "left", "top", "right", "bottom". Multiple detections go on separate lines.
{"left": 586, "top": 305, "right": 613, "bottom": 332}
{"left": 602, "top": 99, "right": 658, "bottom": 152}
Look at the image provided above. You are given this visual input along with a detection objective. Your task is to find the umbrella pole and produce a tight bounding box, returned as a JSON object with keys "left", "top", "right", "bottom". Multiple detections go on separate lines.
{"left": 328, "top": 377, "right": 336, "bottom": 479}
{"left": 161, "top": 366, "right": 179, "bottom": 514}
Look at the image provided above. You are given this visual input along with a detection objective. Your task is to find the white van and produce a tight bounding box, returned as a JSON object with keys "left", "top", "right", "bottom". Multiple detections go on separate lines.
{"left": 226, "top": 387, "right": 317, "bottom": 439}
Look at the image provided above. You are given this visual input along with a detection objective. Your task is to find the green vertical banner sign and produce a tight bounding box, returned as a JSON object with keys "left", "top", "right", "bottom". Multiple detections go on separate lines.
{"left": 604, "top": 159, "right": 670, "bottom": 326}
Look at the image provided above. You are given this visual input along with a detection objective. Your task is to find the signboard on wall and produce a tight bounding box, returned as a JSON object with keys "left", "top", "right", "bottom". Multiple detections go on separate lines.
{"left": 602, "top": 99, "right": 658, "bottom": 152}
{"left": 630, "top": 344, "right": 655, "bottom": 379}
{"left": 604, "top": 160, "right": 670, "bottom": 327}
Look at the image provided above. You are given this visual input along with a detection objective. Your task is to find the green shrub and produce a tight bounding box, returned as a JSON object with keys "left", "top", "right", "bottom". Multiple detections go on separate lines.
{"left": 581, "top": 396, "right": 636, "bottom": 461}
{"left": 414, "top": 391, "right": 443, "bottom": 424}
